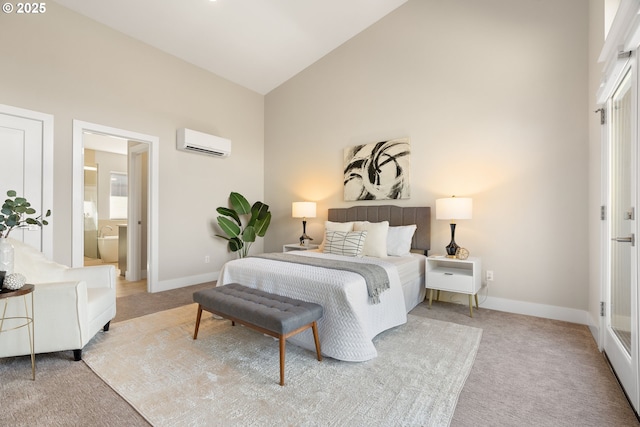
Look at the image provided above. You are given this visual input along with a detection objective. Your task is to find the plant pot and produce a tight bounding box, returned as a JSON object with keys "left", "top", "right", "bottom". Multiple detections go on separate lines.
{"left": 0, "top": 238, "right": 15, "bottom": 275}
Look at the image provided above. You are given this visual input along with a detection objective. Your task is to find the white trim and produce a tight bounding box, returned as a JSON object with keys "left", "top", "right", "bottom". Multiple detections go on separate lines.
{"left": 597, "top": 0, "right": 640, "bottom": 105}
{"left": 598, "top": 0, "right": 640, "bottom": 64}
{"left": 599, "top": 92, "right": 611, "bottom": 352}
{"left": 72, "top": 120, "right": 160, "bottom": 293}
{"left": 597, "top": 55, "right": 632, "bottom": 105}
{"left": 0, "top": 104, "right": 54, "bottom": 259}
{"left": 156, "top": 271, "right": 219, "bottom": 293}
{"left": 479, "top": 295, "right": 592, "bottom": 325}
{"left": 589, "top": 322, "right": 600, "bottom": 345}
{"left": 436, "top": 291, "right": 592, "bottom": 325}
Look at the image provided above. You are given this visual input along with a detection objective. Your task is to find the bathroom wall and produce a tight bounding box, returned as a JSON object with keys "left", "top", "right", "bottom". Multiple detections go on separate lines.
{"left": 95, "top": 149, "right": 128, "bottom": 236}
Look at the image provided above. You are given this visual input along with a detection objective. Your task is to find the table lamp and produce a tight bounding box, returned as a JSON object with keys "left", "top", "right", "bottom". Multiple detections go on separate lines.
{"left": 292, "top": 201, "right": 316, "bottom": 246}
{"left": 436, "top": 196, "right": 472, "bottom": 257}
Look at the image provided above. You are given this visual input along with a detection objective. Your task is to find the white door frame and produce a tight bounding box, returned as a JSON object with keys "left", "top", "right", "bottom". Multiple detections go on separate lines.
{"left": 72, "top": 120, "right": 159, "bottom": 293}
{"left": 0, "top": 104, "right": 53, "bottom": 259}
{"left": 600, "top": 101, "right": 610, "bottom": 352}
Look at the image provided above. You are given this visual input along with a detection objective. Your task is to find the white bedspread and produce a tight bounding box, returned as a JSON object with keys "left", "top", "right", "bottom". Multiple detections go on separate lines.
{"left": 217, "top": 251, "right": 408, "bottom": 362}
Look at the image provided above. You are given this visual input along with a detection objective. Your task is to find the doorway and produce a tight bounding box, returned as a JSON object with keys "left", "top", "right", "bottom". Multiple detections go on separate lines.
{"left": 72, "top": 120, "right": 159, "bottom": 293}
{"left": 82, "top": 133, "right": 147, "bottom": 294}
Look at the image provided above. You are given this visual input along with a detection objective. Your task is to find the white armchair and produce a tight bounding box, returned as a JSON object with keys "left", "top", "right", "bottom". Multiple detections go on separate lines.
{"left": 0, "top": 238, "right": 116, "bottom": 361}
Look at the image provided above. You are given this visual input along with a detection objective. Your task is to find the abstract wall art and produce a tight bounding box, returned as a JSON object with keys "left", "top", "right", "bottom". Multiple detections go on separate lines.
{"left": 343, "top": 138, "right": 411, "bottom": 201}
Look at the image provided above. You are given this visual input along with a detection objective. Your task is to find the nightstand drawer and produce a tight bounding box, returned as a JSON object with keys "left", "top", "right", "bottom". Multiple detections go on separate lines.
{"left": 427, "top": 268, "right": 473, "bottom": 294}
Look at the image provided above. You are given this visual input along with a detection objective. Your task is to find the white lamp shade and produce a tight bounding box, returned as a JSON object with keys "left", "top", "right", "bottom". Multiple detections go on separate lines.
{"left": 292, "top": 201, "right": 317, "bottom": 218}
{"left": 436, "top": 197, "right": 472, "bottom": 220}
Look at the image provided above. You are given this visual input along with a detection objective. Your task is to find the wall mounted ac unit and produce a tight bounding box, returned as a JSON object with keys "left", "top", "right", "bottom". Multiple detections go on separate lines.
{"left": 176, "top": 128, "right": 231, "bottom": 157}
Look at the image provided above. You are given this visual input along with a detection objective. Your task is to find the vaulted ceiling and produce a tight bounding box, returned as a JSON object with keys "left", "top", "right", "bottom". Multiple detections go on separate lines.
{"left": 53, "top": 0, "right": 408, "bottom": 94}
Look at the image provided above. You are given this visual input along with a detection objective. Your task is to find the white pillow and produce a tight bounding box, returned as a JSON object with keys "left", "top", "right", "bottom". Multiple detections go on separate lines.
{"left": 319, "top": 221, "right": 354, "bottom": 251}
{"left": 353, "top": 221, "right": 389, "bottom": 258}
{"left": 323, "top": 230, "right": 367, "bottom": 257}
{"left": 387, "top": 225, "right": 417, "bottom": 256}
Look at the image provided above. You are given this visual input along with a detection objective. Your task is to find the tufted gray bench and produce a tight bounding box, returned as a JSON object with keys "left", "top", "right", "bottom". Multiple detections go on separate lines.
{"left": 193, "top": 283, "right": 323, "bottom": 386}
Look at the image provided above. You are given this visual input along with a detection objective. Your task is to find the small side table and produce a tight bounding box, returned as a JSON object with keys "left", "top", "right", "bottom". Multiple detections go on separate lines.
{"left": 0, "top": 284, "right": 35, "bottom": 380}
{"left": 426, "top": 256, "right": 482, "bottom": 317}
{"left": 283, "top": 243, "right": 319, "bottom": 252}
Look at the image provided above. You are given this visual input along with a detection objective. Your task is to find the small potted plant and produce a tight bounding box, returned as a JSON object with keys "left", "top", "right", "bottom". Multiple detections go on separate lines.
{"left": 0, "top": 190, "right": 51, "bottom": 275}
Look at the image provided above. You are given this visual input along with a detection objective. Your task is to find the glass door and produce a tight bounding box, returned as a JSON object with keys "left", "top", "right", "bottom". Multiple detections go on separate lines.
{"left": 605, "top": 67, "right": 639, "bottom": 413}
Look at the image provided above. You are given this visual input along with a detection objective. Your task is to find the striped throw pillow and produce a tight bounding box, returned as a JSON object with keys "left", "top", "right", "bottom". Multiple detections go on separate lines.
{"left": 323, "top": 230, "right": 368, "bottom": 257}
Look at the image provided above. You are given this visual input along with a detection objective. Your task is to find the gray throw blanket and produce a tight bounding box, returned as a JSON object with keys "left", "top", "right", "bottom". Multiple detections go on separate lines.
{"left": 253, "top": 252, "right": 390, "bottom": 304}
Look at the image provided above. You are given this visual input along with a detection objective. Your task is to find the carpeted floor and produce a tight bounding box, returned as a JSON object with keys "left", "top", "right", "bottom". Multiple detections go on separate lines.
{"left": 84, "top": 304, "right": 481, "bottom": 426}
{"left": 411, "top": 300, "right": 640, "bottom": 427}
{"left": 113, "top": 282, "right": 214, "bottom": 323}
{"left": 1, "top": 283, "right": 639, "bottom": 426}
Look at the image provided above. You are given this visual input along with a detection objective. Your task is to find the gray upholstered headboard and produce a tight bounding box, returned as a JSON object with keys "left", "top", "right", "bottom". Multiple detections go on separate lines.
{"left": 327, "top": 205, "right": 431, "bottom": 254}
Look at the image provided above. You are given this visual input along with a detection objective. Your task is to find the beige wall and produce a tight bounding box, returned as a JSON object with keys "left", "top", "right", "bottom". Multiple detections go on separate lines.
{"left": 0, "top": 2, "right": 264, "bottom": 284}
{"left": 265, "top": 0, "right": 590, "bottom": 313}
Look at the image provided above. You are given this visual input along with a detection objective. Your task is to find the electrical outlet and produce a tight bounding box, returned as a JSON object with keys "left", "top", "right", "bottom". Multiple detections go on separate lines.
{"left": 486, "top": 270, "right": 494, "bottom": 281}
{"left": 205, "top": 255, "right": 210, "bottom": 264}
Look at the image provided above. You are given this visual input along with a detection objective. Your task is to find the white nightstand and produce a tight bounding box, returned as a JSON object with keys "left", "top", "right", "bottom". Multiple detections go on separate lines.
{"left": 426, "top": 256, "right": 482, "bottom": 317}
{"left": 283, "top": 243, "right": 319, "bottom": 252}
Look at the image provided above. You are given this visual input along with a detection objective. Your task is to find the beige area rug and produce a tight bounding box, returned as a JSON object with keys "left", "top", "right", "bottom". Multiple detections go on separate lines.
{"left": 83, "top": 304, "right": 482, "bottom": 427}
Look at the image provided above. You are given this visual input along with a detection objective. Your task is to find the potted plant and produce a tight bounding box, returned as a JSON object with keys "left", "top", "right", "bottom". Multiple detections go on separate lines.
{"left": 216, "top": 192, "right": 271, "bottom": 258}
{"left": 0, "top": 190, "right": 51, "bottom": 238}
{"left": 0, "top": 190, "right": 51, "bottom": 275}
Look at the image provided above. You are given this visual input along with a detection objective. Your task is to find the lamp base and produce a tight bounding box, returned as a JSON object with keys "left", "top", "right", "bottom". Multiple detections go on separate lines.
{"left": 299, "top": 234, "right": 313, "bottom": 246}
{"left": 445, "top": 223, "right": 459, "bottom": 257}
{"left": 299, "top": 219, "right": 313, "bottom": 246}
{"left": 445, "top": 243, "right": 459, "bottom": 258}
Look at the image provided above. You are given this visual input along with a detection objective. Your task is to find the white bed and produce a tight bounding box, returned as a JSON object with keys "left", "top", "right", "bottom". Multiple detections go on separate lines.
{"left": 217, "top": 205, "right": 431, "bottom": 362}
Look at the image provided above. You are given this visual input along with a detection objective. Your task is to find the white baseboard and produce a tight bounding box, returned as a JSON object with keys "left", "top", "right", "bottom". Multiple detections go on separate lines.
{"left": 433, "top": 289, "right": 592, "bottom": 325}
{"left": 588, "top": 323, "right": 601, "bottom": 348}
{"left": 154, "top": 271, "right": 219, "bottom": 293}
{"left": 480, "top": 295, "right": 591, "bottom": 325}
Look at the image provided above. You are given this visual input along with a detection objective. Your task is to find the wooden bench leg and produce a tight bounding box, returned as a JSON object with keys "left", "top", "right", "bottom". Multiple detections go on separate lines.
{"left": 279, "top": 322, "right": 322, "bottom": 386}
{"left": 279, "top": 335, "right": 286, "bottom": 386}
{"left": 193, "top": 305, "right": 203, "bottom": 339}
{"left": 312, "top": 321, "right": 322, "bottom": 361}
